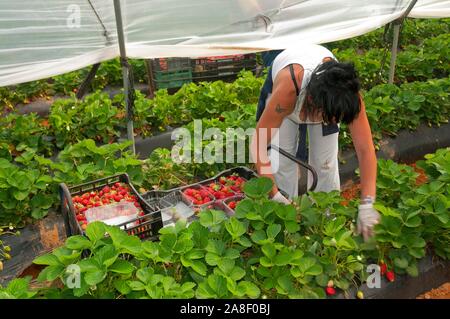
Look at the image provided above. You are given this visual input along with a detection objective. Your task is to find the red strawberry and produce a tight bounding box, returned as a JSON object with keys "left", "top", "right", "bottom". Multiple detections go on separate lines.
{"left": 200, "top": 189, "right": 210, "bottom": 198}
{"left": 103, "top": 186, "right": 111, "bottom": 193}
{"left": 379, "top": 262, "right": 387, "bottom": 276}
{"left": 228, "top": 201, "right": 236, "bottom": 209}
{"left": 114, "top": 195, "right": 122, "bottom": 202}
{"left": 219, "top": 177, "right": 226, "bottom": 185}
{"left": 73, "top": 196, "right": 81, "bottom": 203}
{"left": 231, "top": 185, "right": 240, "bottom": 192}
{"left": 325, "top": 287, "right": 336, "bottom": 296}
{"left": 386, "top": 271, "right": 395, "bottom": 282}
{"left": 76, "top": 215, "right": 86, "bottom": 222}
{"left": 82, "top": 199, "right": 89, "bottom": 206}
{"left": 94, "top": 202, "right": 102, "bottom": 207}
{"left": 114, "top": 182, "right": 122, "bottom": 188}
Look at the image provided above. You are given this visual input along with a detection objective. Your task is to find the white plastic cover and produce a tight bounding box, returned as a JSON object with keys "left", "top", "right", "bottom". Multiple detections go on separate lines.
{"left": 0, "top": 0, "right": 449, "bottom": 86}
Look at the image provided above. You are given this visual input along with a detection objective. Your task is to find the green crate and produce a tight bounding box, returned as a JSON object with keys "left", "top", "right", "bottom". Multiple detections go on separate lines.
{"left": 154, "top": 69, "right": 192, "bottom": 89}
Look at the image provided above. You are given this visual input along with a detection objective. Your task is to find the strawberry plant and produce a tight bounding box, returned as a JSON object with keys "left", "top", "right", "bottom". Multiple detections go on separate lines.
{"left": 0, "top": 113, "right": 54, "bottom": 158}
{"left": 49, "top": 139, "right": 143, "bottom": 187}
{"left": 0, "top": 224, "right": 18, "bottom": 272}
{"left": 376, "top": 159, "right": 419, "bottom": 206}
{"left": 0, "top": 157, "right": 55, "bottom": 225}
{"left": 0, "top": 277, "right": 37, "bottom": 299}
{"left": 142, "top": 148, "right": 195, "bottom": 191}
{"left": 49, "top": 92, "right": 122, "bottom": 148}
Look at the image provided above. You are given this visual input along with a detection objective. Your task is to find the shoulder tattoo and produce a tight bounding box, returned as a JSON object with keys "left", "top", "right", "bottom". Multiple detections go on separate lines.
{"left": 275, "top": 104, "right": 287, "bottom": 114}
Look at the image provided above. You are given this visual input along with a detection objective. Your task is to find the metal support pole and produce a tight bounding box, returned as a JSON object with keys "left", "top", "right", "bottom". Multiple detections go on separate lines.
{"left": 388, "top": 23, "right": 401, "bottom": 84}
{"left": 76, "top": 63, "right": 101, "bottom": 99}
{"left": 388, "top": 0, "right": 418, "bottom": 84}
{"left": 113, "top": 0, "right": 136, "bottom": 154}
{"left": 144, "top": 59, "right": 156, "bottom": 98}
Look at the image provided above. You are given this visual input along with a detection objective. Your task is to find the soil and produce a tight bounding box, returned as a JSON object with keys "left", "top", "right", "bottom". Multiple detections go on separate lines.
{"left": 340, "top": 180, "right": 361, "bottom": 205}
{"left": 417, "top": 282, "right": 450, "bottom": 299}
{"left": 409, "top": 163, "right": 428, "bottom": 186}
{"left": 340, "top": 162, "right": 429, "bottom": 204}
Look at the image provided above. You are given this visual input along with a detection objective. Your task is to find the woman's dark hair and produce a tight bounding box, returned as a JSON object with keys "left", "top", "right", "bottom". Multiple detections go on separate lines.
{"left": 305, "top": 60, "right": 361, "bottom": 124}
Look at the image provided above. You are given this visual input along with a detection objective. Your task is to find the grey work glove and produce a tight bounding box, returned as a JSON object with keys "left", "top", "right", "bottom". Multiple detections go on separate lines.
{"left": 272, "top": 191, "right": 291, "bottom": 205}
{"left": 356, "top": 203, "right": 380, "bottom": 242}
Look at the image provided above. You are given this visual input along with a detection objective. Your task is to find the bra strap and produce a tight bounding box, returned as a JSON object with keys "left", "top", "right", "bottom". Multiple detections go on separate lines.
{"left": 289, "top": 64, "right": 300, "bottom": 96}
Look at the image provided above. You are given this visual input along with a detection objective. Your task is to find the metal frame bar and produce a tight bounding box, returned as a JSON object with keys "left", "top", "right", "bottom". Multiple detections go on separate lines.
{"left": 76, "top": 63, "right": 101, "bottom": 99}
{"left": 388, "top": 0, "right": 419, "bottom": 84}
{"left": 87, "top": 0, "right": 113, "bottom": 45}
{"left": 268, "top": 145, "right": 318, "bottom": 193}
{"left": 113, "top": 0, "right": 136, "bottom": 154}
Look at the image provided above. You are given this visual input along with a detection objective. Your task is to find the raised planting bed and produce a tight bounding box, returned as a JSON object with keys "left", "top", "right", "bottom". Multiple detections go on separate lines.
{"left": 0, "top": 212, "right": 66, "bottom": 286}
{"left": 8, "top": 84, "right": 150, "bottom": 117}
{"left": 338, "top": 122, "right": 450, "bottom": 183}
{"left": 336, "top": 254, "right": 450, "bottom": 299}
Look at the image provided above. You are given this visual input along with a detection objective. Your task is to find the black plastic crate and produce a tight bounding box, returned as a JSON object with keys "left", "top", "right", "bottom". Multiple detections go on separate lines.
{"left": 222, "top": 194, "right": 246, "bottom": 215}
{"left": 142, "top": 166, "right": 258, "bottom": 208}
{"left": 194, "top": 200, "right": 235, "bottom": 217}
{"left": 59, "top": 173, "right": 163, "bottom": 241}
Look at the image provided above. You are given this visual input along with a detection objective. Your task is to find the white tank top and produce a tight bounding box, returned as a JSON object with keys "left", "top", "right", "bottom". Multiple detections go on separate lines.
{"left": 271, "top": 44, "right": 337, "bottom": 124}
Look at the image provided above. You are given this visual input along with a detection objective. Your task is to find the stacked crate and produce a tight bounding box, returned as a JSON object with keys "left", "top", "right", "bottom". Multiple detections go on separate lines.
{"left": 191, "top": 53, "right": 257, "bottom": 83}
{"left": 152, "top": 57, "right": 192, "bottom": 90}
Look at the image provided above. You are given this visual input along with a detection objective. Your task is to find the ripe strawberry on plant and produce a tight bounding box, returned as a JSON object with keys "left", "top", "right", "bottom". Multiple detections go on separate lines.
{"left": 386, "top": 270, "right": 395, "bottom": 282}
{"left": 228, "top": 201, "right": 236, "bottom": 209}
{"left": 379, "top": 260, "right": 387, "bottom": 276}
{"left": 325, "top": 287, "right": 336, "bottom": 296}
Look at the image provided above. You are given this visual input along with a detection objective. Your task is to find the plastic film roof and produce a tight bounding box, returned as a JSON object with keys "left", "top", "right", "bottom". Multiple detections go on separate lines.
{"left": 0, "top": 0, "right": 449, "bottom": 86}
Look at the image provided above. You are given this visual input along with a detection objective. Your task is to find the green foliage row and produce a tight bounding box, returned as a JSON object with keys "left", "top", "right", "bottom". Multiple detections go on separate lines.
{"left": 1, "top": 147, "right": 448, "bottom": 299}
{"left": 333, "top": 33, "right": 450, "bottom": 89}
{"left": 326, "top": 18, "right": 450, "bottom": 52}
{"left": 1, "top": 75, "right": 448, "bottom": 225}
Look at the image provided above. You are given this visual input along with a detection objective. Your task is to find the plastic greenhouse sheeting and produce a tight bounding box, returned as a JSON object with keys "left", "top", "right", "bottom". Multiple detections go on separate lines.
{"left": 0, "top": 0, "right": 449, "bottom": 87}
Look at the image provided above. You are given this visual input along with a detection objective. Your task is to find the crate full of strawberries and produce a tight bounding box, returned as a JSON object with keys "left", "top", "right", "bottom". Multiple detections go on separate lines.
{"left": 59, "top": 174, "right": 162, "bottom": 241}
